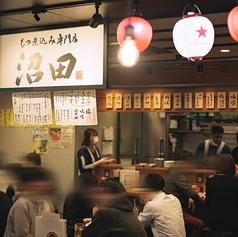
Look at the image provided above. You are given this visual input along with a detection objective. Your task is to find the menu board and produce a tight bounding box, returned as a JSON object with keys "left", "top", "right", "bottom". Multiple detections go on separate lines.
{"left": 12, "top": 91, "right": 52, "bottom": 125}
{"left": 54, "top": 90, "right": 97, "bottom": 125}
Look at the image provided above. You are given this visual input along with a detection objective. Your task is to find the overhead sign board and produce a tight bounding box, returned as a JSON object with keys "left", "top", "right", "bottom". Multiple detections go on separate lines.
{"left": 0, "top": 24, "right": 105, "bottom": 90}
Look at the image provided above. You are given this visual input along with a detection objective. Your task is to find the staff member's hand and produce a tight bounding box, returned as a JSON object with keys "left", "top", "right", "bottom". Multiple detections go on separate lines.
{"left": 108, "top": 159, "right": 116, "bottom": 164}
{"left": 100, "top": 158, "right": 110, "bottom": 164}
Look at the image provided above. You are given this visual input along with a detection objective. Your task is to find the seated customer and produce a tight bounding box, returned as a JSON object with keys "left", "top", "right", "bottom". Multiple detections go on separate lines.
{"left": 164, "top": 150, "right": 204, "bottom": 237}
{"left": 206, "top": 153, "right": 238, "bottom": 235}
{"left": 82, "top": 178, "right": 147, "bottom": 237}
{"left": 25, "top": 152, "right": 41, "bottom": 167}
{"left": 63, "top": 173, "right": 98, "bottom": 225}
{"left": 138, "top": 173, "right": 186, "bottom": 237}
{"left": 0, "top": 191, "right": 12, "bottom": 237}
{"left": 4, "top": 167, "right": 54, "bottom": 237}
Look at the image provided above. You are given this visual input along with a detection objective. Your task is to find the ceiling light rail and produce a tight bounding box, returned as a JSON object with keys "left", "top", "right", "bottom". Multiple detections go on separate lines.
{"left": 0, "top": 0, "right": 124, "bottom": 17}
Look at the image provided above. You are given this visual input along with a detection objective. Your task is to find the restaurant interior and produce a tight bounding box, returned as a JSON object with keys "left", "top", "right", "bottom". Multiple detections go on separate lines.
{"left": 1, "top": 0, "right": 238, "bottom": 236}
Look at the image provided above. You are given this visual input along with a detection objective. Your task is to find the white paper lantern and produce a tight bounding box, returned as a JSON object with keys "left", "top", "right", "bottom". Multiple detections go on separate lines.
{"left": 173, "top": 14, "right": 215, "bottom": 60}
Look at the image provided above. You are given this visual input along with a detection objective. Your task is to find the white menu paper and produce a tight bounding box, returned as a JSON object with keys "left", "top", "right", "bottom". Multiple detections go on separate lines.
{"left": 54, "top": 90, "right": 97, "bottom": 125}
{"left": 12, "top": 91, "right": 52, "bottom": 125}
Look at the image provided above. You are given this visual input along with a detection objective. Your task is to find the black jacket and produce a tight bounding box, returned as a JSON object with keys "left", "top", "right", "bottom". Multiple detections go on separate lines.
{"left": 82, "top": 194, "right": 147, "bottom": 237}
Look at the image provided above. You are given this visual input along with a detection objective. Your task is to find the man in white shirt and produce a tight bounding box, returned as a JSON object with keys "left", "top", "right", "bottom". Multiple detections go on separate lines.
{"left": 138, "top": 174, "right": 186, "bottom": 237}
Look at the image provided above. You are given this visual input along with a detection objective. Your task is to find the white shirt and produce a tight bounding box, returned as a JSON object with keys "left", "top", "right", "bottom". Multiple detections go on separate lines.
{"left": 138, "top": 192, "right": 186, "bottom": 237}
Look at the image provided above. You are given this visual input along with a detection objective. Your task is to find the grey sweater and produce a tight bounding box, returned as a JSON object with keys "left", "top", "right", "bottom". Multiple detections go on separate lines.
{"left": 4, "top": 193, "right": 44, "bottom": 237}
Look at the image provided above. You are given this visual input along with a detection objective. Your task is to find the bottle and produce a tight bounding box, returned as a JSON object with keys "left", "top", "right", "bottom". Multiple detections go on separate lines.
{"left": 159, "top": 137, "right": 164, "bottom": 158}
{"left": 67, "top": 220, "right": 74, "bottom": 237}
{"left": 133, "top": 199, "right": 139, "bottom": 216}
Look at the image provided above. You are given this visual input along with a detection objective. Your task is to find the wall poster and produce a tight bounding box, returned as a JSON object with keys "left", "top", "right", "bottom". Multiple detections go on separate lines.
{"left": 50, "top": 128, "right": 61, "bottom": 148}
{"left": 33, "top": 127, "right": 48, "bottom": 155}
{"left": 54, "top": 90, "right": 97, "bottom": 125}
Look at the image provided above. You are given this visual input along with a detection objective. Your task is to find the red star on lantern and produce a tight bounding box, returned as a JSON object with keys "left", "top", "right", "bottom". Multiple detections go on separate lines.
{"left": 196, "top": 26, "right": 207, "bottom": 38}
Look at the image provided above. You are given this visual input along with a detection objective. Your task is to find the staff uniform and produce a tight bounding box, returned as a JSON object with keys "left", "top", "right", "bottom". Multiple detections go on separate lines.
{"left": 77, "top": 145, "right": 101, "bottom": 175}
{"left": 138, "top": 192, "right": 186, "bottom": 237}
{"left": 195, "top": 140, "right": 231, "bottom": 164}
{"left": 82, "top": 194, "right": 147, "bottom": 237}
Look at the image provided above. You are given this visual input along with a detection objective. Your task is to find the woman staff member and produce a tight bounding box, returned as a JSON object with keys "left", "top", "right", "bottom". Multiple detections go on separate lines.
{"left": 78, "top": 128, "right": 115, "bottom": 175}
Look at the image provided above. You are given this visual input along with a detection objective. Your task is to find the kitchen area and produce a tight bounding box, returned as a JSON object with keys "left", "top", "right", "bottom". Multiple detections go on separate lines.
{"left": 75, "top": 110, "right": 238, "bottom": 167}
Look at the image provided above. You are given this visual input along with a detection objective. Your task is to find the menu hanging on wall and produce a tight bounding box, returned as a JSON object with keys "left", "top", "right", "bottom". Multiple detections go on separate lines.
{"left": 206, "top": 92, "right": 214, "bottom": 109}
{"left": 12, "top": 91, "right": 52, "bottom": 125}
{"left": 54, "top": 90, "right": 97, "bottom": 125}
{"left": 195, "top": 92, "right": 203, "bottom": 109}
{"left": 184, "top": 93, "right": 192, "bottom": 109}
{"left": 173, "top": 93, "right": 181, "bottom": 109}
{"left": 163, "top": 93, "right": 171, "bottom": 109}
{"left": 124, "top": 94, "right": 132, "bottom": 109}
{"left": 217, "top": 92, "right": 226, "bottom": 109}
{"left": 229, "top": 92, "right": 237, "bottom": 109}
{"left": 153, "top": 93, "right": 161, "bottom": 109}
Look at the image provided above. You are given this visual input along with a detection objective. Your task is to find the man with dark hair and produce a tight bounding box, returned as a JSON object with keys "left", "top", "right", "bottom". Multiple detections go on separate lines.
{"left": 25, "top": 152, "right": 41, "bottom": 167}
{"left": 4, "top": 167, "right": 54, "bottom": 237}
{"left": 63, "top": 173, "right": 98, "bottom": 225}
{"left": 82, "top": 178, "right": 147, "bottom": 237}
{"left": 164, "top": 151, "right": 204, "bottom": 237}
{"left": 138, "top": 174, "right": 186, "bottom": 237}
{"left": 195, "top": 126, "right": 231, "bottom": 164}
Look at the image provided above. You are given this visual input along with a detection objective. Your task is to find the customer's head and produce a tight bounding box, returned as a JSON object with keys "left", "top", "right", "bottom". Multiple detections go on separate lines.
{"left": 144, "top": 173, "right": 165, "bottom": 192}
{"left": 174, "top": 150, "right": 193, "bottom": 161}
{"left": 210, "top": 126, "right": 224, "bottom": 145}
{"left": 99, "top": 178, "right": 126, "bottom": 194}
{"left": 216, "top": 154, "right": 236, "bottom": 176}
{"left": 76, "top": 173, "right": 98, "bottom": 190}
{"left": 82, "top": 128, "right": 98, "bottom": 146}
{"left": 25, "top": 153, "right": 41, "bottom": 167}
{"left": 18, "top": 167, "right": 53, "bottom": 195}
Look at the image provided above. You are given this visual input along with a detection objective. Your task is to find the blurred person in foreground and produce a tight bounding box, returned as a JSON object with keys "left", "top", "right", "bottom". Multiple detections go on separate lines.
{"left": 231, "top": 131, "right": 238, "bottom": 164}
{"left": 77, "top": 128, "right": 116, "bottom": 175}
{"left": 0, "top": 191, "right": 12, "bottom": 237}
{"left": 195, "top": 126, "right": 231, "bottom": 165}
{"left": 206, "top": 154, "right": 238, "bottom": 235}
{"left": 138, "top": 173, "right": 186, "bottom": 237}
{"left": 164, "top": 150, "right": 204, "bottom": 237}
{"left": 25, "top": 152, "right": 41, "bottom": 167}
{"left": 82, "top": 178, "right": 147, "bottom": 237}
{"left": 63, "top": 173, "right": 98, "bottom": 225}
{"left": 4, "top": 167, "right": 54, "bottom": 237}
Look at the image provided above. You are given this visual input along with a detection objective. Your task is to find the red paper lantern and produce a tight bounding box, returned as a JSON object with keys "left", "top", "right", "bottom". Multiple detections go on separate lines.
{"left": 117, "top": 16, "right": 153, "bottom": 52}
{"left": 227, "top": 6, "right": 238, "bottom": 42}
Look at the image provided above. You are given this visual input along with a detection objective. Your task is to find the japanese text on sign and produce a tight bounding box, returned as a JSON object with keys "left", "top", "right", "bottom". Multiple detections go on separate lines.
{"left": 229, "top": 92, "right": 237, "bottom": 109}
{"left": 124, "top": 94, "right": 131, "bottom": 109}
{"left": 217, "top": 92, "right": 226, "bottom": 109}
{"left": 0, "top": 25, "right": 104, "bottom": 88}
{"left": 54, "top": 90, "right": 97, "bottom": 125}
{"left": 153, "top": 93, "right": 161, "bottom": 109}
{"left": 134, "top": 93, "right": 141, "bottom": 109}
{"left": 12, "top": 91, "right": 52, "bottom": 125}
{"left": 106, "top": 94, "right": 113, "bottom": 109}
{"left": 115, "top": 93, "right": 122, "bottom": 109}
{"left": 163, "top": 93, "right": 171, "bottom": 109}
{"left": 195, "top": 92, "right": 203, "bottom": 109}
{"left": 206, "top": 92, "right": 214, "bottom": 109}
{"left": 173, "top": 93, "right": 181, "bottom": 109}
{"left": 144, "top": 93, "right": 151, "bottom": 109}
{"left": 184, "top": 93, "right": 192, "bottom": 109}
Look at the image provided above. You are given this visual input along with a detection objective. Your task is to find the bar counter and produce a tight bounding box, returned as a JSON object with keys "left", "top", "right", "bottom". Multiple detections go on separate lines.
{"left": 94, "top": 164, "right": 217, "bottom": 189}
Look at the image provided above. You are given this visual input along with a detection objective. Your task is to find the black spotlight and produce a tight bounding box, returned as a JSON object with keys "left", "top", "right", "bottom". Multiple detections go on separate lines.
{"left": 198, "top": 63, "right": 203, "bottom": 74}
{"left": 89, "top": 0, "right": 102, "bottom": 28}
{"left": 34, "top": 14, "right": 40, "bottom": 22}
{"left": 32, "top": 4, "right": 47, "bottom": 22}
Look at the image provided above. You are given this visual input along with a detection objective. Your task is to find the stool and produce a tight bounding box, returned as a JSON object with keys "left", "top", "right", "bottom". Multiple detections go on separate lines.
{"left": 203, "top": 226, "right": 234, "bottom": 237}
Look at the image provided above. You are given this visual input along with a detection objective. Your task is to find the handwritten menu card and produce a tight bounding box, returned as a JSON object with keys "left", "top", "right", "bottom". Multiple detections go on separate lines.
{"left": 124, "top": 94, "right": 132, "bottom": 109}
{"left": 12, "top": 91, "right": 52, "bottom": 125}
{"left": 229, "top": 92, "right": 237, "bottom": 109}
{"left": 174, "top": 93, "right": 181, "bottom": 109}
{"left": 195, "top": 92, "right": 203, "bottom": 109}
{"left": 54, "top": 90, "right": 97, "bottom": 125}
{"left": 217, "top": 92, "right": 226, "bottom": 109}
{"left": 153, "top": 93, "right": 161, "bottom": 109}
{"left": 184, "top": 93, "right": 192, "bottom": 109}
{"left": 163, "top": 93, "right": 171, "bottom": 109}
{"left": 206, "top": 92, "right": 214, "bottom": 109}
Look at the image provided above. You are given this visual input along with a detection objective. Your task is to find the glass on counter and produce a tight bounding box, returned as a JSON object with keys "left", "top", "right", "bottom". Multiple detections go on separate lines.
{"left": 75, "top": 223, "right": 84, "bottom": 237}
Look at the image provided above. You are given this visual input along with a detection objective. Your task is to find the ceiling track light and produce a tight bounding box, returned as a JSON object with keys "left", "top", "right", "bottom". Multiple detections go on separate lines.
{"left": 32, "top": 4, "right": 47, "bottom": 22}
{"left": 89, "top": 0, "right": 102, "bottom": 28}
